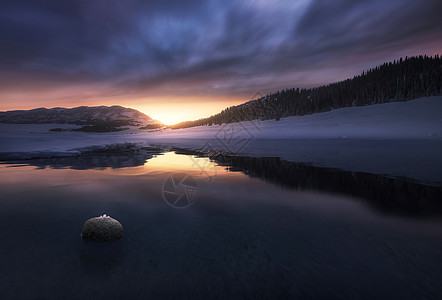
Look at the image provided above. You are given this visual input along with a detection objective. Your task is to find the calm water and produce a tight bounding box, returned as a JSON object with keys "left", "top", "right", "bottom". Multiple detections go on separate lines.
{"left": 1, "top": 151, "right": 442, "bottom": 299}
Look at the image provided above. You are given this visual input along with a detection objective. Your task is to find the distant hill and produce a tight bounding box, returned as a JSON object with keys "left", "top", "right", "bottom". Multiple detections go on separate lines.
{"left": 171, "top": 55, "right": 442, "bottom": 129}
{"left": 0, "top": 105, "right": 164, "bottom": 131}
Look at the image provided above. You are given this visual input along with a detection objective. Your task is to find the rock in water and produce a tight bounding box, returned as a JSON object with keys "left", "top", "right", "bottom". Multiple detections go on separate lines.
{"left": 81, "top": 214, "right": 123, "bottom": 241}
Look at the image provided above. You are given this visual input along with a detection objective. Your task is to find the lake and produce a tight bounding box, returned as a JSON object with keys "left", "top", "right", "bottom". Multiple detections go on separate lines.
{"left": 1, "top": 149, "right": 442, "bottom": 299}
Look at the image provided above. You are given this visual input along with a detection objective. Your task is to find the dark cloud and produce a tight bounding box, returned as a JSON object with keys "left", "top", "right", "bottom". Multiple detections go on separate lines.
{"left": 294, "top": 0, "right": 442, "bottom": 61}
{"left": 1, "top": 0, "right": 441, "bottom": 105}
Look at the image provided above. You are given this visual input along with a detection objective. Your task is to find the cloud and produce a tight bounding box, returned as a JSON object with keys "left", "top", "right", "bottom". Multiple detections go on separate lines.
{"left": 293, "top": 0, "right": 442, "bottom": 61}
{"left": 0, "top": 0, "right": 441, "bottom": 108}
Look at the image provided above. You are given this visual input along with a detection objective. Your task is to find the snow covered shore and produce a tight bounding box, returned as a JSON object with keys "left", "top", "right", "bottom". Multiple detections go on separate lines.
{"left": 1, "top": 97, "right": 441, "bottom": 185}
{"left": 1, "top": 96, "right": 441, "bottom": 152}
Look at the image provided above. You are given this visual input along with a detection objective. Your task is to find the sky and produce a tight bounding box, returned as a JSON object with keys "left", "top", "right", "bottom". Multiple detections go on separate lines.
{"left": 1, "top": 0, "right": 441, "bottom": 125}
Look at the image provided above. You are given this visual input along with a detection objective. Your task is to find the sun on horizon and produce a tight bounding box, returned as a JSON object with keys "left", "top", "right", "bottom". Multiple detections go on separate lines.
{"left": 135, "top": 98, "right": 241, "bottom": 126}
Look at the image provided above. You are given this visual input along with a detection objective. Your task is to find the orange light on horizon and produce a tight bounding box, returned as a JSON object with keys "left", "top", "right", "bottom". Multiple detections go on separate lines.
{"left": 133, "top": 97, "right": 241, "bottom": 125}
{"left": 0, "top": 91, "right": 244, "bottom": 126}
{"left": 140, "top": 109, "right": 208, "bottom": 126}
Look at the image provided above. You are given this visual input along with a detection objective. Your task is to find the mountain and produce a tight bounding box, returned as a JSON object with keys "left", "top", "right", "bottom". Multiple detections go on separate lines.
{"left": 0, "top": 105, "right": 163, "bottom": 130}
{"left": 171, "top": 55, "right": 442, "bottom": 129}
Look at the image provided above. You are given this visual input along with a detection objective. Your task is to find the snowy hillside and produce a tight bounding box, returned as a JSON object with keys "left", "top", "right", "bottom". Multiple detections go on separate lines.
{"left": 0, "top": 105, "right": 162, "bottom": 128}
{"left": 151, "top": 96, "right": 442, "bottom": 140}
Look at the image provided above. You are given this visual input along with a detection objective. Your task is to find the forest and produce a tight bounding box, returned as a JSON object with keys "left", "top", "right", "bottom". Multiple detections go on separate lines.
{"left": 171, "top": 55, "right": 442, "bottom": 129}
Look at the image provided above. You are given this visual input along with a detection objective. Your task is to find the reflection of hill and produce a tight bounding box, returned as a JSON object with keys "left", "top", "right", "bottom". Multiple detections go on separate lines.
{"left": 2, "top": 145, "right": 440, "bottom": 218}
{"left": 202, "top": 153, "right": 442, "bottom": 218}
{"left": 0, "top": 145, "right": 164, "bottom": 170}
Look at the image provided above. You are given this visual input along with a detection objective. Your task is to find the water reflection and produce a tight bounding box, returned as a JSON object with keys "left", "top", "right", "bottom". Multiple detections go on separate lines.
{"left": 175, "top": 149, "right": 442, "bottom": 218}
{"left": 1, "top": 148, "right": 441, "bottom": 218}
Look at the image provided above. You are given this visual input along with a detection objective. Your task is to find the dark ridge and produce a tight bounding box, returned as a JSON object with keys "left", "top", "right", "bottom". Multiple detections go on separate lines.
{"left": 49, "top": 125, "right": 130, "bottom": 132}
{"left": 72, "top": 125, "right": 129, "bottom": 132}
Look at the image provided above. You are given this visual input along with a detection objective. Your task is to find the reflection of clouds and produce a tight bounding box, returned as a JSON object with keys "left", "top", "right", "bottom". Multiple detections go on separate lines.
{"left": 146, "top": 152, "right": 218, "bottom": 175}
{"left": 189, "top": 156, "right": 218, "bottom": 181}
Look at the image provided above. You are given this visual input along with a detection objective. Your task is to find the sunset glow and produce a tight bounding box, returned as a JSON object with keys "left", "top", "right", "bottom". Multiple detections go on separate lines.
{"left": 139, "top": 104, "right": 219, "bottom": 126}
{"left": 1, "top": 0, "right": 441, "bottom": 122}
{"left": 135, "top": 97, "right": 242, "bottom": 125}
